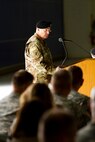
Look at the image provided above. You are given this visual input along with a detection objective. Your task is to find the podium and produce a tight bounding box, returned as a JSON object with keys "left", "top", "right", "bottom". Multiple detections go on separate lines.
{"left": 59, "top": 39, "right": 95, "bottom": 96}
{"left": 71, "top": 58, "right": 95, "bottom": 97}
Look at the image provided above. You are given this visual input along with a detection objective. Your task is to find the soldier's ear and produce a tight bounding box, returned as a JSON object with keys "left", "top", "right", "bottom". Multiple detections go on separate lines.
{"left": 36, "top": 27, "right": 39, "bottom": 32}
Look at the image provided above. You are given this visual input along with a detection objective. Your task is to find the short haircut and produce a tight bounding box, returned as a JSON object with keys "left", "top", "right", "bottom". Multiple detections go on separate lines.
{"left": 19, "top": 82, "right": 53, "bottom": 109}
{"left": 51, "top": 69, "right": 72, "bottom": 90}
{"left": 68, "top": 65, "right": 83, "bottom": 86}
{"left": 38, "top": 108, "right": 76, "bottom": 142}
{"left": 12, "top": 69, "right": 34, "bottom": 86}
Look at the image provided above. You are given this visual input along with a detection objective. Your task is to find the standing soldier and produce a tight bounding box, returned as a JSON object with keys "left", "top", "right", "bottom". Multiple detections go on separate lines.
{"left": 25, "top": 20, "right": 55, "bottom": 83}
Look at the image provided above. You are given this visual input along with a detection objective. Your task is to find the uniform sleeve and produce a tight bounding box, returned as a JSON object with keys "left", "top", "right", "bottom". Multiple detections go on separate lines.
{"left": 28, "top": 42, "right": 47, "bottom": 73}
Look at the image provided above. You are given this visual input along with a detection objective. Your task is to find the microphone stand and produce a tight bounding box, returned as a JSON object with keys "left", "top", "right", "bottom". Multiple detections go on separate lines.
{"left": 64, "top": 39, "right": 90, "bottom": 56}
{"left": 58, "top": 38, "right": 68, "bottom": 67}
{"left": 58, "top": 37, "right": 91, "bottom": 67}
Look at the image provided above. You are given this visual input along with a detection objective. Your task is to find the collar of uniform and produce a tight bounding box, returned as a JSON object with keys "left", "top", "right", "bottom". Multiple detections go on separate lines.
{"left": 34, "top": 33, "right": 45, "bottom": 44}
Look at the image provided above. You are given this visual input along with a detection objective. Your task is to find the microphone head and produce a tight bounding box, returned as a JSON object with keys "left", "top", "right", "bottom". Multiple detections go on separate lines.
{"left": 58, "top": 37, "right": 63, "bottom": 43}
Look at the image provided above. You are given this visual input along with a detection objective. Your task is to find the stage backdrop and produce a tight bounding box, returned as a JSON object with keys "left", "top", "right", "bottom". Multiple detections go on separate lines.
{"left": 0, "top": 0, "right": 65, "bottom": 68}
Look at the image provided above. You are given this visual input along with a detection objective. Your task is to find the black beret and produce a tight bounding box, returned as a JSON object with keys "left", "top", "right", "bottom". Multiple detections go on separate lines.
{"left": 36, "top": 20, "right": 51, "bottom": 29}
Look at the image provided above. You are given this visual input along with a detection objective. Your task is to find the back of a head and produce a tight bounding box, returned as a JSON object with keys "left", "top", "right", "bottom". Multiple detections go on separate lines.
{"left": 51, "top": 69, "right": 72, "bottom": 94}
{"left": 12, "top": 69, "right": 34, "bottom": 93}
{"left": 20, "top": 82, "right": 53, "bottom": 109}
{"left": 38, "top": 108, "right": 76, "bottom": 142}
{"left": 31, "top": 83, "right": 53, "bottom": 108}
{"left": 31, "top": 83, "right": 51, "bottom": 98}
{"left": 11, "top": 100, "right": 48, "bottom": 137}
{"left": 68, "top": 66, "right": 83, "bottom": 88}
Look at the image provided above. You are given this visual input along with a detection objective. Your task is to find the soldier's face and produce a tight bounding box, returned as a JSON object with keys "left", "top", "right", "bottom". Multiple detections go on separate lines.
{"left": 37, "top": 27, "right": 51, "bottom": 39}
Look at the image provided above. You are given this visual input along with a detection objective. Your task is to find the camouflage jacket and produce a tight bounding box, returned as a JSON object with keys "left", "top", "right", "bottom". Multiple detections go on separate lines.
{"left": 53, "top": 94, "right": 90, "bottom": 129}
{"left": 53, "top": 94, "right": 80, "bottom": 116}
{"left": 0, "top": 92, "right": 19, "bottom": 142}
{"left": 68, "top": 89, "right": 90, "bottom": 115}
{"left": 68, "top": 89, "right": 91, "bottom": 129}
{"left": 25, "top": 33, "right": 54, "bottom": 83}
{"left": 76, "top": 122, "right": 95, "bottom": 142}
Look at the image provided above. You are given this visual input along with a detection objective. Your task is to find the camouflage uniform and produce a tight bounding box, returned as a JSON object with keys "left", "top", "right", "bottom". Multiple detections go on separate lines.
{"left": 25, "top": 33, "right": 54, "bottom": 83}
{"left": 76, "top": 122, "right": 95, "bottom": 142}
{"left": 0, "top": 92, "right": 19, "bottom": 142}
{"left": 53, "top": 94, "right": 90, "bottom": 130}
{"left": 68, "top": 89, "right": 91, "bottom": 129}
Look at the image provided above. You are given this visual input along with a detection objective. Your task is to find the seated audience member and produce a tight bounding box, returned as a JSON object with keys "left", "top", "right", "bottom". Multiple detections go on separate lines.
{"left": 7, "top": 101, "right": 49, "bottom": 142}
{"left": 67, "top": 65, "right": 91, "bottom": 128}
{"left": 19, "top": 82, "right": 54, "bottom": 108}
{"left": 49, "top": 69, "right": 82, "bottom": 129}
{"left": 76, "top": 87, "right": 95, "bottom": 142}
{"left": 7, "top": 83, "right": 53, "bottom": 142}
{"left": 50, "top": 69, "right": 90, "bottom": 129}
{"left": 38, "top": 108, "right": 77, "bottom": 142}
{"left": 0, "top": 69, "right": 34, "bottom": 142}
{"left": 49, "top": 69, "right": 72, "bottom": 99}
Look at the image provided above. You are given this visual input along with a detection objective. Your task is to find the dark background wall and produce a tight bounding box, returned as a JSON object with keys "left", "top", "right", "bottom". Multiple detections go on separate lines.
{"left": 0, "top": 0, "right": 65, "bottom": 68}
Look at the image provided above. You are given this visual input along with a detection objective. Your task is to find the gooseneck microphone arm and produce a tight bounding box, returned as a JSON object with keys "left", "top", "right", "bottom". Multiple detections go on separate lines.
{"left": 62, "top": 38, "right": 91, "bottom": 56}
{"left": 58, "top": 37, "right": 68, "bottom": 66}
{"left": 58, "top": 37, "right": 92, "bottom": 66}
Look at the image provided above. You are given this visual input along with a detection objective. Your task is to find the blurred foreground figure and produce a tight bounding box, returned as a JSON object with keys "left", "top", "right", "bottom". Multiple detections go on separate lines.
{"left": 49, "top": 69, "right": 85, "bottom": 129}
{"left": 7, "top": 83, "right": 53, "bottom": 142}
{"left": 38, "top": 108, "right": 77, "bottom": 142}
{"left": 0, "top": 69, "right": 34, "bottom": 142}
{"left": 76, "top": 87, "right": 95, "bottom": 142}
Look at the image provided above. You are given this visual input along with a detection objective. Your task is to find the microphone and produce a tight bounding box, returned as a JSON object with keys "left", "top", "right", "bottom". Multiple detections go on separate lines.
{"left": 58, "top": 37, "right": 72, "bottom": 42}
{"left": 58, "top": 37, "right": 68, "bottom": 66}
{"left": 58, "top": 37, "right": 64, "bottom": 43}
{"left": 58, "top": 37, "right": 91, "bottom": 66}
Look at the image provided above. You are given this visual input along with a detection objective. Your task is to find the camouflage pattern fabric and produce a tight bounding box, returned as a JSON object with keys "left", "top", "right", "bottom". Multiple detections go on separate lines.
{"left": 25, "top": 33, "right": 55, "bottom": 83}
{"left": 76, "top": 122, "right": 95, "bottom": 142}
{"left": 0, "top": 92, "right": 19, "bottom": 142}
{"left": 68, "top": 89, "right": 91, "bottom": 129}
{"left": 0, "top": 113, "right": 16, "bottom": 142}
{"left": 53, "top": 94, "right": 90, "bottom": 130}
{"left": 68, "top": 90, "right": 90, "bottom": 115}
